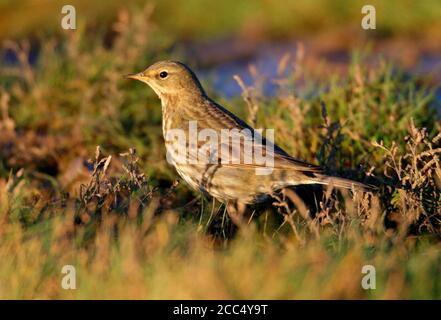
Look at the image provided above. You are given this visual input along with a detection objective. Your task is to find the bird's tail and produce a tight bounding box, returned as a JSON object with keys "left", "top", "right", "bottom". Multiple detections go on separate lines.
{"left": 312, "top": 174, "right": 374, "bottom": 192}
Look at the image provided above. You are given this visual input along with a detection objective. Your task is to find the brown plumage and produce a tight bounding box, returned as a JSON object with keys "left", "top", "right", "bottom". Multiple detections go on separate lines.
{"left": 127, "top": 60, "right": 371, "bottom": 218}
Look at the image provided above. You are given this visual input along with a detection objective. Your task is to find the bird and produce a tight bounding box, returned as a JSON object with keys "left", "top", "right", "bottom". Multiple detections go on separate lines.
{"left": 127, "top": 60, "right": 371, "bottom": 221}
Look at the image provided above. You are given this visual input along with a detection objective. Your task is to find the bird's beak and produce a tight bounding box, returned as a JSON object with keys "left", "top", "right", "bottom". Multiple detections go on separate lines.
{"left": 125, "top": 72, "right": 145, "bottom": 81}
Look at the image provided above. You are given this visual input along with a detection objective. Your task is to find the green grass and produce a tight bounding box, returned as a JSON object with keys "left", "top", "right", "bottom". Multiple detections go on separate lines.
{"left": 0, "top": 2, "right": 440, "bottom": 299}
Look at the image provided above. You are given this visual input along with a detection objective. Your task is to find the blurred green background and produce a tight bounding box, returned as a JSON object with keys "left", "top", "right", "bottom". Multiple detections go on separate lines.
{"left": 2, "top": 0, "right": 440, "bottom": 94}
{"left": 1, "top": 0, "right": 441, "bottom": 43}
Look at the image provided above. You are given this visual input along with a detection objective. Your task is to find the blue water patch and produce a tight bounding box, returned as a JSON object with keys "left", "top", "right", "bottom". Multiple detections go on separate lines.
{"left": 196, "top": 42, "right": 297, "bottom": 98}
{"left": 1, "top": 45, "right": 39, "bottom": 66}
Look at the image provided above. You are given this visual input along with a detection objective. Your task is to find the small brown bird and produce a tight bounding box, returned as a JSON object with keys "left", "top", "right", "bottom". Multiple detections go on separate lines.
{"left": 127, "top": 61, "right": 370, "bottom": 218}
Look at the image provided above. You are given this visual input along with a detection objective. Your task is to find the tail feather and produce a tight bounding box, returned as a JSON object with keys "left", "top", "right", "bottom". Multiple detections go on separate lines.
{"left": 313, "top": 174, "right": 374, "bottom": 192}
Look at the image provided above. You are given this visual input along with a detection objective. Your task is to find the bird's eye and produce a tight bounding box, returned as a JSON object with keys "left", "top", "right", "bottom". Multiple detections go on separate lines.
{"left": 159, "top": 71, "right": 168, "bottom": 79}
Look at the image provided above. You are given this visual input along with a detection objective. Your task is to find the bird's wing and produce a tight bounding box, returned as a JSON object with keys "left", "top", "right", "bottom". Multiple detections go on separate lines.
{"left": 175, "top": 99, "right": 323, "bottom": 175}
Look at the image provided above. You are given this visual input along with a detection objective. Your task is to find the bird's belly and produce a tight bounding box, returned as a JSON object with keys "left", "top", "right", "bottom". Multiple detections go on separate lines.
{"left": 172, "top": 162, "right": 272, "bottom": 204}
{"left": 173, "top": 164, "right": 203, "bottom": 193}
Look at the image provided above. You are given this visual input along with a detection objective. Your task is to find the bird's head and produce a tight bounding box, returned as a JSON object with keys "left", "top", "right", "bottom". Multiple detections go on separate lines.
{"left": 126, "top": 60, "right": 206, "bottom": 100}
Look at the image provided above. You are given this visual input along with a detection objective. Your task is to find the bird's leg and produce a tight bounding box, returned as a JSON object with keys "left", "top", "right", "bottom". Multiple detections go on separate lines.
{"left": 226, "top": 201, "right": 247, "bottom": 227}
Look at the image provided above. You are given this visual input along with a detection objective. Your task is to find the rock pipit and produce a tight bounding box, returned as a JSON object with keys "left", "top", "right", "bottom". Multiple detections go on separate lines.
{"left": 127, "top": 61, "right": 371, "bottom": 219}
